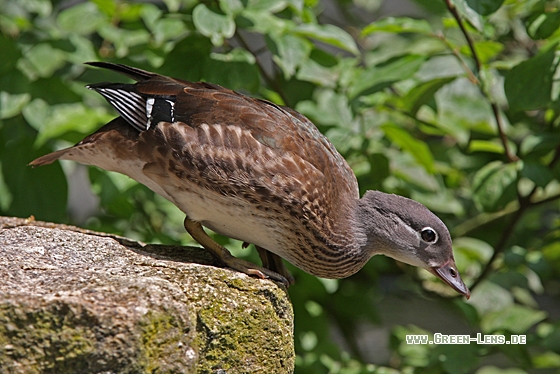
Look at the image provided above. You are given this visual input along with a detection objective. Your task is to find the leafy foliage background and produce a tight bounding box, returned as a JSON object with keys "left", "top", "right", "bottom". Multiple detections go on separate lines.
{"left": 1, "top": 0, "right": 560, "bottom": 372}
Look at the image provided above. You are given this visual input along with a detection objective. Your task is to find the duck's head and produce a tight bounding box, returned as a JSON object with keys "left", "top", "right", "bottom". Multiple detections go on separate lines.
{"left": 356, "top": 191, "right": 470, "bottom": 298}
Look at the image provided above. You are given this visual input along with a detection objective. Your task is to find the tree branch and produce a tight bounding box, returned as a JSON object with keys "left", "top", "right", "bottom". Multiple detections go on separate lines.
{"left": 469, "top": 186, "right": 540, "bottom": 291}
{"left": 490, "top": 101, "right": 519, "bottom": 162}
{"left": 434, "top": 31, "right": 479, "bottom": 84}
{"left": 452, "top": 205, "right": 517, "bottom": 238}
{"left": 443, "top": 0, "right": 481, "bottom": 69}
{"left": 443, "top": 0, "right": 518, "bottom": 163}
{"left": 469, "top": 205, "right": 524, "bottom": 291}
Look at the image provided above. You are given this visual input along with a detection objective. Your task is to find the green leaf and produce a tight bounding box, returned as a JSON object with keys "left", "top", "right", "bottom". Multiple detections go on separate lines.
{"left": 472, "top": 160, "right": 520, "bottom": 212}
{"left": 520, "top": 161, "right": 555, "bottom": 188}
{"left": 220, "top": 0, "right": 244, "bottom": 16}
{"left": 294, "top": 23, "right": 359, "bottom": 55}
{"left": 452, "top": 0, "right": 484, "bottom": 31}
{"left": 19, "top": 0, "right": 52, "bottom": 17}
{"left": 296, "top": 89, "right": 353, "bottom": 127}
{"left": 526, "top": 11, "right": 560, "bottom": 40}
{"left": 357, "top": 153, "right": 389, "bottom": 191}
{"left": 22, "top": 101, "right": 112, "bottom": 147}
{"left": 246, "top": 0, "right": 287, "bottom": 12}
{"left": 543, "top": 241, "right": 560, "bottom": 264}
{"left": 65, "top": 34, "right": 98, "bottom": 64}
{"left": 381, "top": 124, "right": 435, "bottom": 174}
{"left": 362, "top": 17, "right": 432, "bottom": 36}
{"left": 520, "top": 132, "right": 560, "bottom": 157}
{"left": 0, "top": 120, "right": 68, "bottom": 222}
{"left": 269, "top": 33, "right": 312, "bottom": 78}
{"left": 453, "top": 237, "right": 494, "bottom": 264}
{"left": 0, "top": 35, "right": 21, "bottom": 75}
{"left": 296, "top": 59, "right": 338, "bottom": 87}
{"left": 435, "top": 78, "right": 496, "bottom": 147}
{"left": 91, "top": 0, "right": 117, "bottom": 16}
{"left": 476, "top": 367, "right": 528, "bottom": 374}
{"left": 151, "top": 17, "right": 187, "bottom": 45}
{"left": 433, "top": 344, "right": 479, "bottom": 374}
{"left": 468, "top": 281, "right": 514, "bottom": 316}
{"left": 97, "top": 24, "right": 150, "bottom": 57}
{"left": 481, "top": 305, "right": 547, "bottom": 333}
{"left": 411, "top": 190, "right": 465, "bottom": 215}
{"left": 400, "top": 77, "right": 455, "bottom": 116}
{"left": 192, "top": 4, "right": 235, "bottom": 46}
{"left": 0, "top": 92, "right": 31, "bottom": 119}
{"left": 240, "top": 8, "right": 293, "bottom": 34}
{"left": 349, "top": 54, "right": 426, "bottom": 99}
{"left": 118, "top": 3, "right": 148, "bottom": 22}
{"left": 89, "top": 169, "right": 137, "bottom": 219}
{"left": 533, "top": 352, "right": 560, "bottom": 369}
{"left": 468, "top": 139, "right": 504, "bottom": 154}
{"left": 18, "top": 43, "right": 66, "bottom": 79}
{"left": 162, "top": 34, "right": 259, "bottom": 91}
{"left": 57, "top": 2, "right": 105, "bottom": 35}
{"left": 460, "top": 40, "right": 504, "bottom": 64}
{"left": 210, "top": 48, "right": 255, "bottom": 63}
{"left": 504, "top": 47, "right": 557, "bottom": 111}
{"left": 416, "top": 55, "right": 464, "bottom": 81}
{"left": 161, "top": 0, "right": 181, "bottom": 12}
{"left": 465, "top": 0, "right": 505, "bottom": 16}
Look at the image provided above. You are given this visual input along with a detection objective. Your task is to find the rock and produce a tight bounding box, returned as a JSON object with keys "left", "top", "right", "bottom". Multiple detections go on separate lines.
{"left": 0, "top": 216, "right": 294, "bottom": 373}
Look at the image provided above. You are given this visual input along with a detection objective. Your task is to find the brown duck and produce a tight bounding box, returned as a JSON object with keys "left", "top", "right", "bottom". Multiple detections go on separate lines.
{"left": 31, "top": 62, "right": 470, "bottom": 297}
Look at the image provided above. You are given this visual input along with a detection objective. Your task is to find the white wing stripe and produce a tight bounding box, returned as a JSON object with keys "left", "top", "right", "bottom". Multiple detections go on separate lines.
{"left": 93, "top": 87, "right": 148, "bottom": 131}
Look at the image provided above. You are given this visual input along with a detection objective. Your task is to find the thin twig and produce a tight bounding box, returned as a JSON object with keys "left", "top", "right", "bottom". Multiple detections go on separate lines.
{"left": 443, "top": 0, "right": 518, "bottom": 163}
{"left": 452, "top": 206, "right": 517, "bottom": 238}
{"left": 469, "top": 207, "right": 524, "bottom": 290}
{"left": 491, "top": 101, "right": 519, "bottom": 162}
{"left": 434, "top": 31, "right": 479, "bottom": 85}
{"left": 444, "top": 0, "right": 481, "bottom": 69}
{"left": 469, "top": 121, "right": 560, "bottom": 289}
{"left": 469, "top": 186, "right": 539, "bottom": 291}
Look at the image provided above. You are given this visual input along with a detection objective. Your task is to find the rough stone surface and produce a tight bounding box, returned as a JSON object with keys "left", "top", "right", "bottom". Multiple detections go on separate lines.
{"left": 0, "top": 216, "right": 294, "bottom": 373}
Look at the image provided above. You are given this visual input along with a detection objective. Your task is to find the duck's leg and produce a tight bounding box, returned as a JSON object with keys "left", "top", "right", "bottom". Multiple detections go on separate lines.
{"left": 184, "top": 217, "right": 289, "bottom": 287}
{"left": 256, "top": 246, "right": 295, "bottom": 286}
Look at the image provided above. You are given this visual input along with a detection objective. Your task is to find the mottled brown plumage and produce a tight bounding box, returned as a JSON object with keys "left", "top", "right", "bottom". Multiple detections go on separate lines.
{"left": 31, "top": 62, "right": 469, "bottom": 297}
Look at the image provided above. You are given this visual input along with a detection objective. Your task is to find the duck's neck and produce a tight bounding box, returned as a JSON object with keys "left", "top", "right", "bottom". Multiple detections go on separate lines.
{"left": 351, "top": 190, "right": 418, "bottom": 263}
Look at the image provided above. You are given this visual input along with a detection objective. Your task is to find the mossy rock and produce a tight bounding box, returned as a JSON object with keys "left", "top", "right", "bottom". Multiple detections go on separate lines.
{"left": 0, "top": 216, "right": 294, "bottom": 373}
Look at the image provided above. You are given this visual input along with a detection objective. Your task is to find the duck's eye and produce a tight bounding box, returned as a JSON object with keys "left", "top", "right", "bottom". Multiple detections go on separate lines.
{"left": 421, "top": 228, "right": 437, "bottom": 243}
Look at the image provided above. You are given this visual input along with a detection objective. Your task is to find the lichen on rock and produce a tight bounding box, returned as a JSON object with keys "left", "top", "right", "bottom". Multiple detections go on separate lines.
{"left": 0, "top": 216, "right": 295, "bottom": 373}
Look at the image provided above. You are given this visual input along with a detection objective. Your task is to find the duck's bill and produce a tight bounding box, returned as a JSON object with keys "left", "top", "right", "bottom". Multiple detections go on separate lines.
{"left": 430, "top": 260, "right": 470, "bottom": 299}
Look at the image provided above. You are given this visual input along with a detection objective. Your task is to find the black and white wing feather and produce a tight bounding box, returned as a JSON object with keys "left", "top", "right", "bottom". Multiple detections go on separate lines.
{"left": 88, "top": 83, "right": 175, "bottom": 131}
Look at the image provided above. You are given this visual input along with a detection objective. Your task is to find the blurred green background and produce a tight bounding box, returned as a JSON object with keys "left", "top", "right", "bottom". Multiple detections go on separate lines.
{"left": 1, "top": 0, "right": 560, "bottom": 372}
